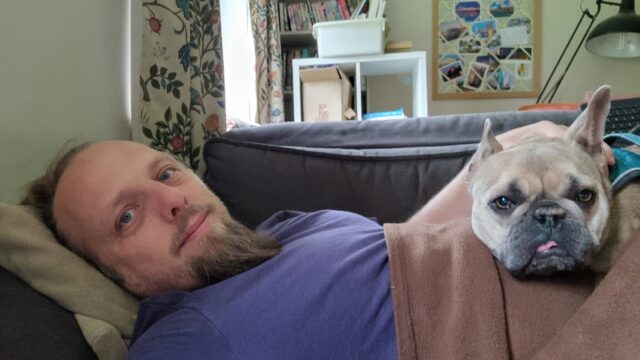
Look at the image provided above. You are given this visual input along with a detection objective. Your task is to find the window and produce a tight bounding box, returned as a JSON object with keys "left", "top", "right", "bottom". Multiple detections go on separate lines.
{"left": 220, "top": 0, "right": 257, "bottom": 124}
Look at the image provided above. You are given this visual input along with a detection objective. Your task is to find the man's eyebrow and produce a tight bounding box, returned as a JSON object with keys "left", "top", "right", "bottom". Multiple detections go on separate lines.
{"left": 148, "top": 153, "right": 178, "bottom": 174}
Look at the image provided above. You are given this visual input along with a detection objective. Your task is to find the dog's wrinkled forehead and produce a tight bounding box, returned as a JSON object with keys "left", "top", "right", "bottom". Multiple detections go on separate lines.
{"left": 473, "top": 137, "right": 603, "bottom": 193}
{"left": 490, "top": 136, "right": 596, "bottom": 168}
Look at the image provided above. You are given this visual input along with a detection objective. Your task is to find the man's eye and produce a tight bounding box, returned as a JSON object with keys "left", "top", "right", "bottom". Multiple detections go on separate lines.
{"left": 491, "top": 196, "right": 515, "bottom": 210}
{"left": 118, "top": 209, "right": 135, "bottom": 228}
{"left": 158, "top": 168, "right": 176, "bottom": 182}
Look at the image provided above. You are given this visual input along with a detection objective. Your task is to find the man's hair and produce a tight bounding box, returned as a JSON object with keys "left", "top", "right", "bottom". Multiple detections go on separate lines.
{"left": 20, "top": 142, "right": 91, "bottom": 240}
{"left": 19, "top": 142, "right": 124, "bottom": 285}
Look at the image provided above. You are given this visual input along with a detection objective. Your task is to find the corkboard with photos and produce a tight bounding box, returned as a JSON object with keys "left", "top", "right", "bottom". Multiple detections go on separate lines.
{"left": 432, "top": 0, "right": 541, "bottom": 99}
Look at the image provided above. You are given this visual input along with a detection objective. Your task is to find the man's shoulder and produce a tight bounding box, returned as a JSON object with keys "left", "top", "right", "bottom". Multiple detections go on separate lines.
{"left": 257, "top": 209, "right": 379, "bottom": 234}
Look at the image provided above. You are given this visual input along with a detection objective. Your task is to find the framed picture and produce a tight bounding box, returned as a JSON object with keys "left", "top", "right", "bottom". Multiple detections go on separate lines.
{"left": 432, "top": 0, "right": 541, "bottom": 99}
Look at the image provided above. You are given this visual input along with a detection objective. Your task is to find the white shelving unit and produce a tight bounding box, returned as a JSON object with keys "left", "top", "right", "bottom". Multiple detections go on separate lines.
{"left": 292, "top": 51, "right": 428, "bottom": 122}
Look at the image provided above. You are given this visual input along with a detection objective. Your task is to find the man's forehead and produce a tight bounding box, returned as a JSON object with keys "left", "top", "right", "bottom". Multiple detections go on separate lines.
{"left": 87, "top": 140, "right": 162, "bottom": 158}
{"left": 82, "top": 141, "right": 173, "bottom": 170}
{"left": 60, "top": 141, "right": 175, "bottom": 194}
{"left": 53, "top": 141, "right": 171, "bottom": 234}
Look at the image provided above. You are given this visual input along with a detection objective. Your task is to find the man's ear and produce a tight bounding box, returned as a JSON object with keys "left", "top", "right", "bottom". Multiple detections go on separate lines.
{"left": 468, "top": 118, "right": 503, "bottom": 178}
{"left": 563, "top": 84, "right": 610, "bottom": 170}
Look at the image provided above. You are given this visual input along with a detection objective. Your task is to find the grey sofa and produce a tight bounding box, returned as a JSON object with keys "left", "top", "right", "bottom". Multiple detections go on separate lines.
{"left": 202, "top": 110, "right": 578, "bottom": 228}
{"left": 0, "top": 109, "right": 579, "bottom": 359}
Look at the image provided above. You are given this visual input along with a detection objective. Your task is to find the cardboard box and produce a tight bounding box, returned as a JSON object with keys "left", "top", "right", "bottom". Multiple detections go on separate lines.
{"left": 313, "top": 18, "right": 385, "bottom": 58}
{"left": 300, "top": 67, "right": 353, "bottom": 122}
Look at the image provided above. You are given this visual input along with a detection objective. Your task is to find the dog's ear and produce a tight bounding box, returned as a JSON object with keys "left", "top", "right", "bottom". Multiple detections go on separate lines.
{"left": 468, "top": 118, "right": 503, "bottom": 177}
{"left": 564, "top": 84, "right": 610, "bottom": 170}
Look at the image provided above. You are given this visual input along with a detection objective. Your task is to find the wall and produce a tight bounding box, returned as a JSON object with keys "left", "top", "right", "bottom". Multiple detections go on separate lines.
{"left": 369, "top": 0, "right": 640, "bottom": 116}
{"left": 0, "top": 0, "right": 132, "bottom": 204}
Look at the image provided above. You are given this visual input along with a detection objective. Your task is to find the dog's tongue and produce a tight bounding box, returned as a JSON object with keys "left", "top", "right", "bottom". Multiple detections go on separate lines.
{"left": 537, "top": 240, "right": 559, "bottom": 253}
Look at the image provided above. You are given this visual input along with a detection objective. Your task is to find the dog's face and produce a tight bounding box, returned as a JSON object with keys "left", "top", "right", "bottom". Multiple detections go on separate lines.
{"left": 468, "top": 85, "right": 612, "bottom": 276}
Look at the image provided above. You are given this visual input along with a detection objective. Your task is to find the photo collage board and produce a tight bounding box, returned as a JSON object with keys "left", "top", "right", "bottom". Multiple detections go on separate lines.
{"left": 432, "top": 0, "right": 540, "bottom": 99}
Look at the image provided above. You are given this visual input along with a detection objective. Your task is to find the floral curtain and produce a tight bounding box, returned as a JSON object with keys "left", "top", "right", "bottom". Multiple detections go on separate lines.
{"left": 249, "top": 0, "right": 285, "bottom": 124}
{"left": 135, "top": 0, "right": 225, "bottom": 174}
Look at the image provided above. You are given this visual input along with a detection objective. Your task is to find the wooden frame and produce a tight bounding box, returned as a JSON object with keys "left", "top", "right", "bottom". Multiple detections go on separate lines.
{"left": 432, "top": 0, "right": 541, "bottom": 99}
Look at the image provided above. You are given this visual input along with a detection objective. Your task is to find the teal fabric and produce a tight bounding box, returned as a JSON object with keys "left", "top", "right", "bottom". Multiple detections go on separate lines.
{"left": 604, "top": 133, "right": 640, "bottom": 191}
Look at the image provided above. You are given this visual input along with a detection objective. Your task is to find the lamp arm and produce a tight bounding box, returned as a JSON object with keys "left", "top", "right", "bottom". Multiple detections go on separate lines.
{"left": 536, "top": 4, "right": 601, "bottom": 103}
{"left": 599, "top": 1, "right": 623, "bottom": 7}
{"left": 546, "top": 12, "right": 600, "bottom": 102}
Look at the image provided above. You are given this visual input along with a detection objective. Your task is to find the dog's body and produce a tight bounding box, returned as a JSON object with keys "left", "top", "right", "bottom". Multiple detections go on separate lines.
{"left": 468, "top": 85, "right": 640, "bottom": 276}
{"left": 598, "top": 177, "right": 640, "bottom": 271}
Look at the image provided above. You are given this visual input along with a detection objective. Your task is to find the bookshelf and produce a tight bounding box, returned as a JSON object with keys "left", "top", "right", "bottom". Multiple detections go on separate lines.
{"left": 280, "top": 31, "right": 314, "bottom": 47}
{"left": 278, "top": 0, "right": 360, "bottom": 121}
{"left": 292, "top": 51, "right": 428, "bottom": 122}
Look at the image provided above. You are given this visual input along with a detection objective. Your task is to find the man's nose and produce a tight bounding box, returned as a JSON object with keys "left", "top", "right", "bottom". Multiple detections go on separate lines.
{"left": 151, "top": 182, "right": 187, "bottom": 221}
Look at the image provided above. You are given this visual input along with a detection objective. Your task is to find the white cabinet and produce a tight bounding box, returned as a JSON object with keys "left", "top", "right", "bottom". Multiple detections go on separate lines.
{"left": 292, "top": 51, "right": 428, "bottom": 122}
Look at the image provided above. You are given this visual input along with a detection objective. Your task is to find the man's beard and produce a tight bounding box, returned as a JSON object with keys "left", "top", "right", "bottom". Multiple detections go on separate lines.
{"left": 174, "top": 204, "right": 282, "bottom": 288}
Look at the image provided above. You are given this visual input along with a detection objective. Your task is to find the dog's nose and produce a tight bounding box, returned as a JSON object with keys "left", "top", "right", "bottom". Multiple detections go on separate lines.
{"left": 533, "top": 203, "right": 566, "bottom": 226}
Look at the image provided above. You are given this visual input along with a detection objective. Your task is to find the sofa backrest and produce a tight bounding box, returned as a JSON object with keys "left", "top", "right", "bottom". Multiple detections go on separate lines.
{"left": 203, "top": 110, "right": 579, "bottom": 228}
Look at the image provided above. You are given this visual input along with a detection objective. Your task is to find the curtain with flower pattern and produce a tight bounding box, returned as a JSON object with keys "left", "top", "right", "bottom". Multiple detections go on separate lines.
{"left": 135, "top": 0, "right": 225, "bottom": 174}
{"left": 249, "top": 0, "right": 285, "bottom": 124}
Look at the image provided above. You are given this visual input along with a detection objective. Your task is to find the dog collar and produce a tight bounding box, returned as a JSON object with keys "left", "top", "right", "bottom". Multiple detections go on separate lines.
{"left": 604, "top": 132, "right": 640, "bottom": 192}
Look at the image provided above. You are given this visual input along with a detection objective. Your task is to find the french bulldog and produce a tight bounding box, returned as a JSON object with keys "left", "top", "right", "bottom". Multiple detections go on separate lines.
{"left": 467, "top": 85, "right": 640, "bottom": 276}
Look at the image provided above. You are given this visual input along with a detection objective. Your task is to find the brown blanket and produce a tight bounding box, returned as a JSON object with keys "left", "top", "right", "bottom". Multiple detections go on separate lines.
{"left": 385, "top": 218, "right": 640, "bottom": 360}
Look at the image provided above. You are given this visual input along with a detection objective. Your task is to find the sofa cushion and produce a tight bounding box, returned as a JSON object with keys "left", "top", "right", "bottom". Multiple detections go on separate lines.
{"left": 203, "top": 110, "right": 578, "bottom": 228}
{"left": 0, "top": 265, "right": 97, "bottom": 359}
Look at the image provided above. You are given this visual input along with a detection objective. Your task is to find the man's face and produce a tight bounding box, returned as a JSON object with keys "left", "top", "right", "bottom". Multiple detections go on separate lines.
{"left": 53, "top": 140, "right": 275, "bottom": 297}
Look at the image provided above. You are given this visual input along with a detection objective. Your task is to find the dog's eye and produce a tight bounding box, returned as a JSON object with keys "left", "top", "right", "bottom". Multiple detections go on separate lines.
{"left": 491, "top": 196, "right": 515, "bottom": 210}
{"left": 576, "top": 189, "right": 595, "bottom": 203}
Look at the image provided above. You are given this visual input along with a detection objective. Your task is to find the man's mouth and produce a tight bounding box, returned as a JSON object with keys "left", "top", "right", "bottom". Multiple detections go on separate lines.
{"left": 178, "top": 211, "right": 209, "bottom": 251}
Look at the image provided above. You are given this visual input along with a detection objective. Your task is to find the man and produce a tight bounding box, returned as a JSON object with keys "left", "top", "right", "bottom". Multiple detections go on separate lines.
{"left": 21, "top": 121, "right": 602, "bottom": 359}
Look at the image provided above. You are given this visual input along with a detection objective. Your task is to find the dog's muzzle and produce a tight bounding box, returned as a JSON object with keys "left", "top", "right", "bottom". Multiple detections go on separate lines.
{"left": 503, "top": 201, "right": 593, "bottom": 276}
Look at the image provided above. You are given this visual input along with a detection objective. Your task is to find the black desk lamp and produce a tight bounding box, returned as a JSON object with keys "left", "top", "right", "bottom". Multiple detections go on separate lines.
{"left": 586, "top": 0, "right": 640, "bottom": 57}
{"left": 537, "top": 0, "right": 640, "bottom": 104}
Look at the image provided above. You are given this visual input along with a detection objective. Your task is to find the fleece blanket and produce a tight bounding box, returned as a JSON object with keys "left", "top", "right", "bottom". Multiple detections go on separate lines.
{"left": 385, "top": 218, "right": 640, "bottom": 360}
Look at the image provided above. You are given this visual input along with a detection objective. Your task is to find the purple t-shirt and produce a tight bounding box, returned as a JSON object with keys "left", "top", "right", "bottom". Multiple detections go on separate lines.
{"left": 126, "top": 210, "right": 397, "bottom": 359}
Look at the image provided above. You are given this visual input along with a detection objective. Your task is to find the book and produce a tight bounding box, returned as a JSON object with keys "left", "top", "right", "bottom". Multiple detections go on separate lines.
{"left": 363, "top": 108, "right": 407, "bottom": 121}
{"left": 337, "top": 0, "right": 351, "bottom": 19}
{"left": 367, "top": 0, "right": 379, "bottom": 18}
{"left": 378, "top": 0, "right": 386, "bottom": 17}
{"left": 385, "top": 40, "right": 414, "bottom": 51}
{"left": 347, "top": 0, "right": 359, "bottom": 13}
{"left": 281, "top": 0, "right": 357, "bottom": 33}
{"left": 351, "top": 0, "right": 367, "bottom": 19}
{"left": 306, "top": 1, "right": 317, "bottom": 25}
{"left": 281, "top": 47, "right": 316, "bottom": 92}
{"left": 332, "top": 1, "right": 342, "bottom": 20}
{"left": 287, "top": 4, "right": 296, "bottom": 31}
